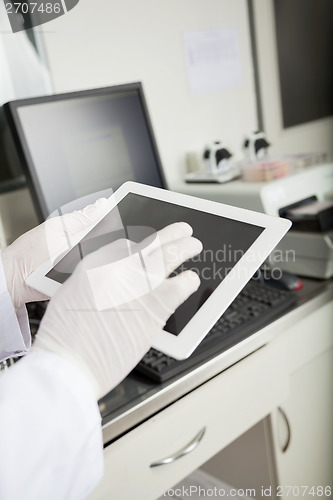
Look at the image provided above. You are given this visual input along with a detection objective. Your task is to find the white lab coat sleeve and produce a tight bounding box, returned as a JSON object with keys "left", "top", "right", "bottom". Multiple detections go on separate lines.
{"left": 0, "top": 253, "right": 31, "bottom": 361}
{"left": 0, "top": 350, "right": 104, "bottom": 500}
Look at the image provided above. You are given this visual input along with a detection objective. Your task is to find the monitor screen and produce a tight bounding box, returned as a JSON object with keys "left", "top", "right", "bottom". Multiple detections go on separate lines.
{"left": 4, "top": 83, "right": 166, "bottom": 220}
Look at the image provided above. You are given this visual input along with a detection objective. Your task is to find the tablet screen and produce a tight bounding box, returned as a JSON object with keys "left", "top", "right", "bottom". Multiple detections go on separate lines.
{"left": 46, "top": 193, "right": 264, "bottom": 335}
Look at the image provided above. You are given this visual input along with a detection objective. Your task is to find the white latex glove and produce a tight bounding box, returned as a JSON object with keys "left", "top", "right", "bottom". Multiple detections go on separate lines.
{"left": 33, "top": 222, "right": 202, "bottom": 400}
{"left": 1, "top": 198, "right": 110, "bottom": 310}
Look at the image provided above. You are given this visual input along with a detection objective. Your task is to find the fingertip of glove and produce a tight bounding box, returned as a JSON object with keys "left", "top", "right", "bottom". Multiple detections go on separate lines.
{"left": 191, "top": 237, "right": 203, "bottom": 255}
{"left": 84, "top": 197, "right": 108, "bottom": 211}
{"left": 181, "top": 269, "right": 201, "bottom": 290}
{"left": 168, "top": 270, "right": 200, "bottom": 305}
{"left": 81, "top": 197, "right": 110, "bottom": 219}
{"left": 176, "top": 221, "right": 193, "bottom": 236}
{"left": 94, "top": 197, "right": 109, "bottom": 208}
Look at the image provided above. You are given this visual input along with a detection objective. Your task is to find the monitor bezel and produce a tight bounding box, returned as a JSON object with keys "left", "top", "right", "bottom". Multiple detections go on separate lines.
{"left": 4, "top": 82, "right": 167, "bottom": 222}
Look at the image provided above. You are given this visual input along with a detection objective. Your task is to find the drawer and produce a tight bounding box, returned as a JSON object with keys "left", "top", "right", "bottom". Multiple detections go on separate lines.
{"left": 284, "top": 301, "right": 333, "bottom": 374}
{"left": 89, "top": 340, "right": 288, "bottom": 500}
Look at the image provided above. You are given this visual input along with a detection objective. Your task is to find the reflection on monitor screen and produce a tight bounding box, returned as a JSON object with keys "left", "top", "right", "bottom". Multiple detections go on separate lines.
{"left": 5, "top": 83, "right": 166, "bottom": 220}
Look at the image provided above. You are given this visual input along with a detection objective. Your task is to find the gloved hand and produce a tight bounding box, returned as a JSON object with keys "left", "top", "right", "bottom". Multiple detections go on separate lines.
{"left": 1, "top": 198, "right": 110, "bottom": 310}
{"left": 33, "top": 222, "right": 202, "bottom": 400}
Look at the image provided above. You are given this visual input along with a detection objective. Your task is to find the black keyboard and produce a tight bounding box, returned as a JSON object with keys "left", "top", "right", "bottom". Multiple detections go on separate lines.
{"left": 135, "top": 281, "right": 297, "bottom": 383}
{"left": 26, "top": 281, "right": 297, "bottom": 384}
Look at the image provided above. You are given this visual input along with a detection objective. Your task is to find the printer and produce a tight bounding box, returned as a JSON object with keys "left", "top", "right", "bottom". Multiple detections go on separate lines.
{"left": 175, "top": 163, "right": 333, "bottom": 279}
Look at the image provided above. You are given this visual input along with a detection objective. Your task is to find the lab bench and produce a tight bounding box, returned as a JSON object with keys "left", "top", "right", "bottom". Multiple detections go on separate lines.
{"left": 90, "top": 278, "right": 333, "bottom": 499}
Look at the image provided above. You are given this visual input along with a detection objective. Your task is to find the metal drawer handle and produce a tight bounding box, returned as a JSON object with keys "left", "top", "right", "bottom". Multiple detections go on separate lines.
{"left": 150, "top": 427, "right": 206, "bottom": 468}
{"left": 278, "top": 406, "right": 291, "bottom": 453}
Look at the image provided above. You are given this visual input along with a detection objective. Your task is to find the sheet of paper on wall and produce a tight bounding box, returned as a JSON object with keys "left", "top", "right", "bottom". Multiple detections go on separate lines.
{"left": 182, "top": 29, "right": 243, "bottom": 95}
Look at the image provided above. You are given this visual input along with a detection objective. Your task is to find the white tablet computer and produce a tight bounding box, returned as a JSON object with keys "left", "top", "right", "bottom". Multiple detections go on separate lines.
{"left": 26, "top": 181, "right": 291, "bottom": 360}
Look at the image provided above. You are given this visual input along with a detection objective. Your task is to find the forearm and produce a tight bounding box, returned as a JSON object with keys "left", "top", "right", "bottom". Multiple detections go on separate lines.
{"left": 0, "top": 350, "right": 104, "bottom": 500}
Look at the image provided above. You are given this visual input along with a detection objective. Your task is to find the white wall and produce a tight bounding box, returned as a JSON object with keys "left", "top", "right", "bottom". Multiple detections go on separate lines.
{"left": 39, "top": 0, "right": 258, "bottom": 186}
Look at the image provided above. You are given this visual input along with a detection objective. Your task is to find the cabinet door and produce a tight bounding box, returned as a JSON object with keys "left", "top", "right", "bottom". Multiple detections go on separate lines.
{"left": 269, "top": 302, "right": 333, "bottom": 497}
{"left": 89, "top": 341, "right": 288, "bottom": 500}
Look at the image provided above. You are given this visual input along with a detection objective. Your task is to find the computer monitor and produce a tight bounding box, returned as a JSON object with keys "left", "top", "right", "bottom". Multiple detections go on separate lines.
{"left": 4, "top": 82, "right": 166, "bottom": 221}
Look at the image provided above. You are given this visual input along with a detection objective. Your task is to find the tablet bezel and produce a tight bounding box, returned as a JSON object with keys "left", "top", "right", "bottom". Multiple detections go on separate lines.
{"left": 26, "top": 181, "right": 291, "bottom": 359}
